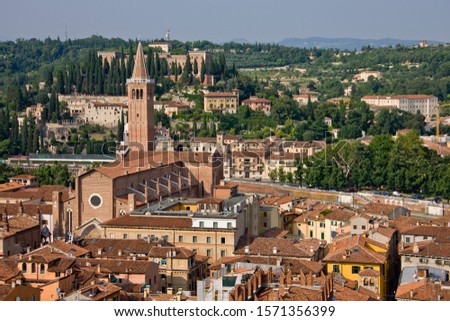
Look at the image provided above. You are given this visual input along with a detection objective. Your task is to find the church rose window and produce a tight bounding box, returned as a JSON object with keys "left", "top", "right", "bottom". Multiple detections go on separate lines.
{"left": 89, "top": 194, "right": 102, "bottom": 208}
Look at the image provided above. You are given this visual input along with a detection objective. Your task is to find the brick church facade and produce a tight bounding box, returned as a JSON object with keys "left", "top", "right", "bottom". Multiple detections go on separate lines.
{"left": 62, "top": 43, "right": 223, "bottom": 238}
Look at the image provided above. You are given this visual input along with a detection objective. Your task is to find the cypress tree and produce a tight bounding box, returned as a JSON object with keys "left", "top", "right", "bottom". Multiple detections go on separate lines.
{"left": 200, "top": 58, "right": 206, "bottom": 83}
{"left": 193, "top": 59, "right": 198, "bottom": 75}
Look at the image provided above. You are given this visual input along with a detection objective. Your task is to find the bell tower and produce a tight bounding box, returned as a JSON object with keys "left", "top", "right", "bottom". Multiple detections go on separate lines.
{"left": 127, "top": 42, "right": 155, "bottom": 152}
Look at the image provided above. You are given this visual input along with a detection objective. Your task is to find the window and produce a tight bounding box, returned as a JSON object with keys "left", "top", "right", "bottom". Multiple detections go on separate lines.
{"left": 320, "top": 222, "right": 325, "bottom": 228}
{"left": 109, "top": 233, "right": 115, "bottom": 239}
{"left": 206, "top": 249, "right": 212, "bottom": 257}
{"left": 227, "top": 222, "right": 232, "bottom": 229}
{"left": 31, "top": 263, "right": 36, "bottom": 274}
{"left": 161, "top": 259, "right": 167, "bottom": 265}
{"left": 369, "top": 278, "right": 375, "bottom": 286}
{"left": 89, "top": 194, "right": 102, "bottom": 208}
{"left": 55, "top": 272, "right": 61, "bottom": 277}
{"left": 178, "top": 235, "right": 184, "bottom": 242}
{"left": 199, "top": 221, "right": 204, "bottom": 228}
{"left": 206, "top": 237, "right": 211, "bottom": 244}
{"left": 22, "top": 263, "right": 27, "bottom": 273}
{"left": 220, "top": 250, "right": 226, "bottom": 257}
{"left": 221, "top": 237, "right": 226, "bottom": 244}
{"left": 332, "top": 265, "right": 340, "bottom": 273}
{"left": 123, "top": 234, "right": 128, "bottom": 239}
{"left": 193, "top": 236, "right": 197, "bottom": 243}
{"left": 40, "top": 263, "right": 45, "bottom": 274}
{"left": 213, "top": 222, "right": 218, "bottom": 228}
{"left": 352, "top": 266, "right": 361, "bottom": 274}
{"left": 263, "top": 222, "right": 267, "bottom": 228}
{"left": 405, "top": 237, "right": 411, "bottom": 243}
{"left": 362, "top": 225, "right": 366, "bottom": 230}
{"left": 353, "top": 225, "right": 357, "bottom": 230}
{"left": 321, "top": 232, "right": 325, "bottom": 240}
{"left": 263, "top": 212, "right": 267, "bottom": 218}
{"left": 137, "top": 234, "right": 141, "bottom": 240}
{"left": 309, "top": 231, "right": 313, "bottom": 238}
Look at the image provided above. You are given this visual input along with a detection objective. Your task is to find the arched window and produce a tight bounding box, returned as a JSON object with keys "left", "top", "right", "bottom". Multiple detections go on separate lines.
{"left": 21, "top": 263, "right": 27, "bottom": 273}
{"left": 40, "top": 263, "right": 45, "bottom": 274}
{"left": 370, "top": 278, "right": 375, "bottom": 286}
{"left": 31, "top": 263, "right": 36, "bottom": 274}
{"left": 363, "top": 278, "right": 368, "bottom": 286}
{"left": 140, "top": 89, "right": 144, "bottom": 99}
{"left": 132, "top": 89, "right": 136, "bottom": 99}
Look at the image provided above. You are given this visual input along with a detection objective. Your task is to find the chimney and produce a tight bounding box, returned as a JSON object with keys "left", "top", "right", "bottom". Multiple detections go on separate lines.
{"left": 413, "top": 243, "right": 419, "bottom": 254}
{"left": 118, "top": 250, "right": 122, "bottom": 256}
{"left": 244, "top": 246, "right": 250, "bottom": 254}
{"left": 167, "top": 288, "right": 174, "bottom": 295}
{"left": 273, "top": 247, "right": 277, "bottom": 254}
{"left": 11, "top": 281, "right": 16, "bottom": 288}
{"left": 97, "top": 264, "right": 101, "bottom": 274}
{"left": 97, "top": 248, "right": 102, "bottom": 255}
{"left": 410, "top": 290, "right": 413, "bottom": 299}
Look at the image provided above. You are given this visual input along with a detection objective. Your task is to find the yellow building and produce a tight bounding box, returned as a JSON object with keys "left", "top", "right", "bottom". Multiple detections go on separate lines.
{"left": 204, "top": 92, "right": 239, "bottom": 114}
{"left": 323, "top": 235, "right": 389, "bottom": 300}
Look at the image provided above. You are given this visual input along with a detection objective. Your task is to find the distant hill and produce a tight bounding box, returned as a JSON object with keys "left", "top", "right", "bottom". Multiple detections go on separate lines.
{"left": 278, "top": 37, "right": 444, "bottom": 50}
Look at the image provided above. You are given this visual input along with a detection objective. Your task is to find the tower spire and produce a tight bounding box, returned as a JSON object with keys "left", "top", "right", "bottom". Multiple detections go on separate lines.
{"left": 132, "top": 42, "right": 149, "bottom": 80}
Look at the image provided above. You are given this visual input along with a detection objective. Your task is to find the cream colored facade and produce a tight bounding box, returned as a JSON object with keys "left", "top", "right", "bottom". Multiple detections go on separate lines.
{"left": 204, "top": 92, "right": 239, "bottom": 114}
{"left": 362, "top": 95, "right": 438, "bottom": 121}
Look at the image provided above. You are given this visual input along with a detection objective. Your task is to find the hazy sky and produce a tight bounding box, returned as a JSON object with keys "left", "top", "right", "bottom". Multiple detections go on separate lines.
{"left": 1, "top": 0, "right": 450, "bottom": 43}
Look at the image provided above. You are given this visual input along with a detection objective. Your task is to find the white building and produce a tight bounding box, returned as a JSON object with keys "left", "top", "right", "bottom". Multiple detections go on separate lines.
{"left": 362, "top": 95, "right": 439, "bottom": 121}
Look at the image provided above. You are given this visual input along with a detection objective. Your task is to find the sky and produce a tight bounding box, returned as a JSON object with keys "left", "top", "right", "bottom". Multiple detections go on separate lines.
{"left": 1, "top": 0, "right": 450, "bottom": 43}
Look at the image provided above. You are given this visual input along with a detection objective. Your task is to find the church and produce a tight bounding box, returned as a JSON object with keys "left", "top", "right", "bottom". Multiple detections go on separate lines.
{"left": 55, "top": 43, "right": 223, "bottom": 237}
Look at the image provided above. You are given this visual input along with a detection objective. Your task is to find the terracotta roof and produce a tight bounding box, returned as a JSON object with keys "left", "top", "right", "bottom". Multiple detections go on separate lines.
{"left": 399, "top": 241, "right": 450, "bottom": 258}
{"left": 102, "top": 214, "right": 192, "bottom": 229}
{"left": 333, "top": 284, "right": 371, "bottom": 301}
{"left": 235, "top": 236, "right": 323, "bottom": 258}
{"left": 242, "top": 98, "right": 271, "bottom": 104}
{"left": 197, "top": 197, "right": 223, "bottom": 204}
{"left": 49, "top": 240, "right": 90, "bottom": 258}
{"left": 261, "top": 227, "right": 289, "bottom": 238}
{"left": 76, "top": 258, "right": 157, "bottom": 274}
{"left": 148, "top": 246, "right": 194, "bottom": 259}
{"left": 357, "top": 286, "right": 379, "bottom": 300}
{"left": 324, "top": 235, "right": 387, "bottom": 264}
{"left": 0, "top": 182, "right": 23, "bottom": 192}
{"left": 396, "top": 278, "right": 450, "bottom": 301}
{"left": 1, "top": 204, "right": 52, "bottom": 218}
{"left": 9, "top": 175, "right": 37, "bottom": 180}
{"left": 47, "top": 258, "right": 76, "bottom": 272}
{"left": 1, "top": 215, "right": 39, "bottom": 236}
{"left": 359, "top": 203, "right": 405, "bottom": 215}
{"left": 82, "top": 239, "right": 156, "bottom": 258}
{"left": 15, "top": 247, "right": 67, "bottom": 264}
{"left": 260, "top": 196, "right": 295, "bottom": 206}
{"left": 325, "top": 209, "right": 357, "bottom": 222}
{"left": 0, "top": 260, "right": 20, "bottom": 282}
{"left": 373, "top": 226, "right": 396, "bottom": 239}
{"left": 78, "top": 281, "right": 121, "bottom": 301}
{"left": 422, "top": 140, "right": 450, "bottom": 156}
{"left": 401, "top": 226, "right": 450, "bottom": 243}
{"left": 0, "top": 284, "right": 15, "bottom": 301}
{"left": 0, "top": 185, "right": 68, "bottom": 202}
